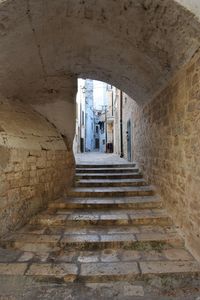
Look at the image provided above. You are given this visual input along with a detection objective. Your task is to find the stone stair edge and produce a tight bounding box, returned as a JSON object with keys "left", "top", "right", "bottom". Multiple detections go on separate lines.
{"left": 0, "top": 260, "right": 200, "bottom": 282}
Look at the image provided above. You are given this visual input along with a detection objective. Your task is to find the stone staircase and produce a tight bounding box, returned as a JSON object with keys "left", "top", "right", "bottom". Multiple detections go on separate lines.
{"left": 0, "top": 162, "right": 200, "bottom": 298}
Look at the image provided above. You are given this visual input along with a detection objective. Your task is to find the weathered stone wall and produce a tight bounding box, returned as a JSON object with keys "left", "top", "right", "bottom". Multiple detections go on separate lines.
{"left": 131, "top": 51, "right": 200, "bottom": 260}
{"left": 0, "top": 98, "right": 74, "bottom": 237}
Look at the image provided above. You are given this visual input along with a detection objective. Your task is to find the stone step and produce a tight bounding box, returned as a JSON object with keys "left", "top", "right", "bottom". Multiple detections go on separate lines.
{"left": 78, "top": 260, "right": 200, "bottom": 283}
{"left": 76, "top": 164, "right": 136, "bottom": 168}
{"left": 76, "top": 173, "right": 143, "bottom": 179}
{"left": 48, "top": 196, "right": 162, "bottom": 210}
{"left": 75, "top": 178, "right": 147, "bottom": 187}
{"left": 15, "top": 223, "right": 177, "bottom": 236}
{"left": 0, "top": 260, "right": 199, "bottom": 284}
{"left": 30, "top": 247, "right": 195, "bottom": 263}
{"left": 1, "top": 231, "right": 183, "bottom": 252}
{"left": 29, "top": 209, "right": 172, "bottom": 227}
{"left": 76, "top": 168, "right": 139, "bottom": 174}
{"left": 60, "top": 232, "right": 184, "bottom": 251}
{"left": 68, "top": 186, "right": 155, "bottom": 198}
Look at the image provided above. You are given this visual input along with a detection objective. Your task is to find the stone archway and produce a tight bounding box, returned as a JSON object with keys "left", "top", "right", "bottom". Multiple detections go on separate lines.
{"left": 0, "top": 0, "right": 200, "bottom": 140}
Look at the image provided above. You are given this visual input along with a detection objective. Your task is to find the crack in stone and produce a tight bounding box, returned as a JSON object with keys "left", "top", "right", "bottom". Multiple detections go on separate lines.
{"left": 26, "top": 0, "right": 47, "bottom": 82}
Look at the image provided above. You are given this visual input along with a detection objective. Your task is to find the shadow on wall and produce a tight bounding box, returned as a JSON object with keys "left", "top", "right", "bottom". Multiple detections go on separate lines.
{"left": 0, "top": 98, "right": 74, "bottom": 237}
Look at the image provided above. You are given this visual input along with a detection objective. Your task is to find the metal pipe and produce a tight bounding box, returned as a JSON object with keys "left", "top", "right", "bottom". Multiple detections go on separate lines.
{"left": 120, "top": 90, "right": 124, "bottom": 158}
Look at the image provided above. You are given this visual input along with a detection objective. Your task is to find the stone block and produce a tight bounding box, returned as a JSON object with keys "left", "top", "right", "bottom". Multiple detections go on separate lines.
{"left": 0, "top": 263, "right": 27, "bottom": 275}
{"left": 80, "top": 262, "right": 139, "bottom": 279}
{"left": 26, "top": 263, "right": 78, "bottom": 282}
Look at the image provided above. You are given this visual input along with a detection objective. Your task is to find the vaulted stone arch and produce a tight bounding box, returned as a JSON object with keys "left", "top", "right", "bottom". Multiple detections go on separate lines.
{"left": 0, "top": 0, "right": 200, "bottom": 143}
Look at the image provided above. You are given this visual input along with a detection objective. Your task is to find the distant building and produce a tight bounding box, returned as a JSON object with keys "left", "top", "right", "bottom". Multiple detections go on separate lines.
{"left": 74, "top": 79, "right": 115, "bottom": 154}
{"left": 85, "top": 80, "right": 94, "bottom": 152}
{"left": 73, "top": 78, "right": 86, "bottom": 154}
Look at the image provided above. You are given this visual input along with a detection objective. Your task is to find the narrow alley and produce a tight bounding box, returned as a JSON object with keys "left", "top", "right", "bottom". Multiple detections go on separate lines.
{"left": 1, "top": 1, "right": 200, "bottom": 299}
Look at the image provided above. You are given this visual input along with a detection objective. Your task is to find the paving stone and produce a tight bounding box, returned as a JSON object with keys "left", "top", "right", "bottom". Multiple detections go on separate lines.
{"left": 86, "top": 198, "right": 115, "bottom": 204}
{"left": 100, "top": 249, "right": 120, "bottom": 262}
{"left": 80, "top": 262, "right": 139, "bottom": 281}
{"left": 67, "top": 214, "right": 99, "bottom": 221}
{"left": 0, "top": 247, "right": 21, "bottom": 262}
{"left": 141, "top": 250, "right": 165, "bottom": 261}
{"left": 78, "top": 251, "right": 100, "bottom": 263}
{"left": 140, "top": 260, "right": 200, "bottom": 275}
{"left": 0, "top": 263, "right": 27, "bottom": 275}
{"left": 11, "top": 234, "right": 61, "bottom": 244}
{"left": 60, "top": 234, "right": 99, "bottom": 246}
{"left": 120, "top": 250, "right": 141, "bottom": 261}
{"left": 86, "top": 227, "right": 108, "bottom": 235}
{"left": 54, "top": 251, "right": 77, "bottom": 263}
{"left": 26, "top": 263, "right": 78, "bottom": 282}
{"left": 136, "top": 232, "right": 182, "bottom": 244}
{"left": 130, "top": 214, "right": 171, "bottom": 226}
{"left": 34, "top": 252, "right": 49, "bottom": 262}
{"left": 30, "top": 214, "right": 67, "bottom": 226}
{"left": 18, "top": 252, "right": 34, "bottom": 262}
{"left": 138, "top": 225, "right": 168, "bottom": 233}
{"left": 107, "top": 226, "right": 140, "bottom": 234}
{"left": 123, "top": 284, "right": 145, "bottom": 297}
{"left": 100, "top": 214, "right": 129, "bottom": 225}
{"left": 100, "top": 234, "right": 136, "bottom": 243}
{"left": 56, "top": 210, "right": 74, "bottom": 215}
{"left": 163, "top": 248, "right": 194, "bottom": 261}
{"left": 6, "top": 234, "right": 61, "bottom": 252}
{"left": 63, "top": 227, "right": 88, "bottom": 235}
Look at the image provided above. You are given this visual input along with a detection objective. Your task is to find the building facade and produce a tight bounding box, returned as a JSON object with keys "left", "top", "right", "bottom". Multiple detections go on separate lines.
{"left": 74, "top": 79, "right": 114, "bottom": 154}
{"left": 85, "top": 79, "right": 94, "bottom": 152}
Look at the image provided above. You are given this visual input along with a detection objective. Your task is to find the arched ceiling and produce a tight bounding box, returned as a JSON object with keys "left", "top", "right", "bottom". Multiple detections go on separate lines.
{"left": 0, "top": 0, "right": 200, "bottom": 104}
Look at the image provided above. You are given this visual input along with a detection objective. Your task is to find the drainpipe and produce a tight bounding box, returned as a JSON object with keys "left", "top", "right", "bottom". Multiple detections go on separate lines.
{"left": 80, "top": 102, "right": 82, "bottom": 153}
{"left": 120, "top": 90, "right": 124, "bottom": 158}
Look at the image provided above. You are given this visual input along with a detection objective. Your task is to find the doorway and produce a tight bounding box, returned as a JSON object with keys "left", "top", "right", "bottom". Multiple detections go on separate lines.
{"left": 127, "top": 119, "right": 132, "bottom": 161}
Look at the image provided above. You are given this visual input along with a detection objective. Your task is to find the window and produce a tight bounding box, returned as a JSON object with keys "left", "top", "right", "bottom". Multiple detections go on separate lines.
{"left": 96, "top": 126, "right": 99, "bottom": 134}
{"left": 82, "top": 111, "right": 84, "bottom": 125}
{"left": 100, "top": 122, "right": 104, "bottom": 133}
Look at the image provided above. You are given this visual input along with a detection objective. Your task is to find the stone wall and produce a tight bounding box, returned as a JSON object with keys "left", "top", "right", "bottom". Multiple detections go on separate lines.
{"left": 130, "top": 51, "right": 200, "bottom": 260}
{"left": 0, "top": 98, "right": 74, "bottom": 237}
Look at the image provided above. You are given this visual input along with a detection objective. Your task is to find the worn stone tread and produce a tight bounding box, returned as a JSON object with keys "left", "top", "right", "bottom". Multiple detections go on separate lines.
{"left": 76, "top": 173, "right": 143, "bottom": 179}
{"left": 140, "top": 260, "right": 200, "bottom": 275}
{"left": 29, "top": 208, "right": 171, "bottom": 227}
{"left": 80, "top": 261, "right": 139, "bottom": 280}
{"left": 49, "top": 196, "right": 162, "bottom": 210}
{"left": 68, "top": 186, "right": 155, "bottom": 197}
{"left": 26, "top": 263, "right": 78, "bottom": 281}
{"left": 0, "top": 263, "right": 28, "bottom": 275}
{"left": 75, "top": 178, "right": 147, "bottom": 187}
{"left": 76, "top": 167, "right": 139, "bottom": 173}
{"left": 76, "top": 164, "right": 136, "bottom": 168}
{"left": 2, "top": 231, "right": 184, "bottom": 253}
